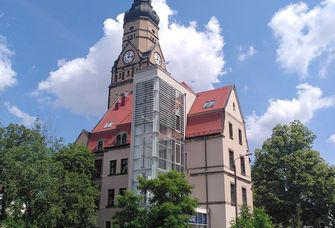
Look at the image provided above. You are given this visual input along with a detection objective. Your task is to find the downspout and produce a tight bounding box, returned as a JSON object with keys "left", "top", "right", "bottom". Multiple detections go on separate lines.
{"left": 204, "top": 137, "right": 211, "bottom": 228}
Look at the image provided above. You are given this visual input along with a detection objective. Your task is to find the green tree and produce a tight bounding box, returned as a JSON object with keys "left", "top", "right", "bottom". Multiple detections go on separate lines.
{"left": 230, "top": 206, "right": 273, "bottom": 228}
{"left": 252, "top": 120, "right": 335, "bottom": 227}
{"left": 112, "top": 191, "right": 147, "bottom": 228}
{"left": 0, "top": 123, "right": 98, "bottom": 227}
{"left": 113, "top": 170, "right": 198, "bottom": 228}
{"left": 52, "top": 144, "right": 99, "bottom": 228}
{"left": 0, "top": 123, "right": 59, "bottom": 227}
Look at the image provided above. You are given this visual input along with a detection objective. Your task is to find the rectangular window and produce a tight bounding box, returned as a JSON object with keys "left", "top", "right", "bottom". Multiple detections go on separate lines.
{"left": 107, "top": 189, "right": 115, "bottom": 207}
{"left": 176, "top": 115, "right": 181, "bottom": 131}
{"left": 119, "top": 188, "right": 127, "bottom": 196}
{"left": 238, "top": 129, "right": 243, "bottom": 145}
{"left": 176, "top": 144, "right": 181, "bottom": 164}
{"left": 94, "top": 160, "right": 102, "bottom": 179}
{"left": 109, "top": 160, "right": 117, "bottom": 175}
{"left": 121, "top": 159, "right": 128, "bottom": 174}
{"left": 229, "top": 122, "right": 233, "bottom": 139}
{"left": 241, "top": 157, "right": 246, "bottom": 176}
{"left": 229, "top": 150, "right": 234, "bottom": 170}
{"left": 231, "top": 184, "right": 236, "bottom": 206}
{"left": 105, "top": 221, "right": 111, "bottom": 228}
{"left": 242, "top": 188, "right": 247, "bottom": 205}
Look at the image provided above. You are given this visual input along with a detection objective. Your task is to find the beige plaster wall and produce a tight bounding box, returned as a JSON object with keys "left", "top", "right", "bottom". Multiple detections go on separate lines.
{"left": 98, "top": 146, "right": 130, "bottom": 226}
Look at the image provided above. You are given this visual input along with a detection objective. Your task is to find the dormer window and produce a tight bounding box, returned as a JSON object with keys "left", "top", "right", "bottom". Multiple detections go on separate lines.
{"left": 130, "top": 26, "right": 134, "bottom": 31}
{"left": 203, "top": 100, "right": 216, "bottom": 109}
{"left": 122, "top": 134, "right": 127, "bottom": 145}
{"left": 116, "top": 133, "right": 128, "bottom": 146}
{"left": 97, "top": 140, "right": 104, "bottom": 151}
{"left": 116, "top": 135, "right": 122, "bottom": 145}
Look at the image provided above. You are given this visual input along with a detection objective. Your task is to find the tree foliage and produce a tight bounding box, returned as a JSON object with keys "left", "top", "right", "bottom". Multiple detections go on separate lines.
{"left": 113, "top": 170, "right": 198, "bottom": 228}
{"left": 0, "top": 123, "right": 98, "bottom": 228}
{"left": 112, "top": 191, "right": 146, "bottom": 228}
{"left": 230, "top": 206, "right": 273, "bottom": 228}
{"left": 252, "top": 120, "right": 335, "bottom": 227}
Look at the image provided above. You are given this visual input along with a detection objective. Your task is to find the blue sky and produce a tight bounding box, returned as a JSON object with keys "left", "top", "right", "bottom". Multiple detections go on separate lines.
{"left": 0, "top": 0, "right": 334, "bottom": 165}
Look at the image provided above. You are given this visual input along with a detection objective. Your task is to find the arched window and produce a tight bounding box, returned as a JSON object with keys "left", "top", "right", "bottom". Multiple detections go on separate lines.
{"left": 116, "top": 135, "right": 122, "bottom": 145}
{"left": 122, "top": 134, "right": 127, "bottom": 145}
{"left": 97, "top": 140, "right": 104, "bottom": 151}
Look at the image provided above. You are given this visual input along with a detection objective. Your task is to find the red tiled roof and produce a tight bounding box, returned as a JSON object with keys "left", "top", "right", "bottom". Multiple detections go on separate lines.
{"left": 186, "top": 111, "right": 223, "bottom": 138}
{"left": 188, "top": 86, "right": 233, "bottom": 116}
{"left": 186, "top": 85, "right": 233, "bottom": 138}
{"left": 87, "top": 95, "right": 132, "bottom": 151}
{"left": 92, "top": 95, "right": 132, "bottom": 133}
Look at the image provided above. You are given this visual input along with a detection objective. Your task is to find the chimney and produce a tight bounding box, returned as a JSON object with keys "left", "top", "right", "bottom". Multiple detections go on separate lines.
{"left": 121, "top": 95, "right": 126, "bottom": 106}
{"left": 114, "top": 95, "right": 121, "bottom": 110}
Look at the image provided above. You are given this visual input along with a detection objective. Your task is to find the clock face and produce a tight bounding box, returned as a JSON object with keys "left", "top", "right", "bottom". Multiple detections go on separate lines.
{"left": 154, "top": 52, "right": 162, "bottom": 66}
{"left": 123, "top": 50, "right": 135, "bottom": 64}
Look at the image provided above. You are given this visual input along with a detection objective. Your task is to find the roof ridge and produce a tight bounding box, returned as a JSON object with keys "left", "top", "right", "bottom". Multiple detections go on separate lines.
{"left": 196, "top": 84, "right": 234, "bottom": 95}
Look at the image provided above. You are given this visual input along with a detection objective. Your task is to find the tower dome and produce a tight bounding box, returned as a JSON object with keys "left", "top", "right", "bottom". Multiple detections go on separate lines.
{"left": 124, "top": 0, "right": 160, "bottom": 26}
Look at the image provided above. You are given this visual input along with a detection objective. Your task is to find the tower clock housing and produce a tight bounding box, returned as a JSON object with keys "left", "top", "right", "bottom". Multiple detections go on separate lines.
{"left": 108, "top": 0, "right": 167, "bottom": 109}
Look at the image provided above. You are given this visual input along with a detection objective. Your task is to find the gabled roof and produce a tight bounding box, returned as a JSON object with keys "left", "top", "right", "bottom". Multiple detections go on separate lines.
{"left": 188, "top": 85, "right": 233, "bottom": 116}
{"left": 186, "top": 85, "right": 233, "bottom": 139}
{"left": 92, "top": 95, "right": 133, "bottom": 133}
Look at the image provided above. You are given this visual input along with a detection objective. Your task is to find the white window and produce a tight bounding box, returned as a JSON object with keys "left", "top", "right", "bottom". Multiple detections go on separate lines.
{"left": 203, "top": 100, "right": 216, "bottom": 109}
{"left": 104, "top": 122, "right": 113, "bottom": 129}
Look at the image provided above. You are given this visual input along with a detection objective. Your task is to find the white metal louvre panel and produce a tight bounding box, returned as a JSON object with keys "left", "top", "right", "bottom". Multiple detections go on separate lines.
{"left": 134, "top": 79, "right": 155, "bottom": 125}
{"left": 158, "top": 79, "right": 185, "bottom": 134}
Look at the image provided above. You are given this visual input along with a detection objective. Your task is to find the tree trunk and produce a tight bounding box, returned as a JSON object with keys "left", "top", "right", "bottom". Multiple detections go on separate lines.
{"left": 0, "top": 190, "right": 7, "bottom": 221}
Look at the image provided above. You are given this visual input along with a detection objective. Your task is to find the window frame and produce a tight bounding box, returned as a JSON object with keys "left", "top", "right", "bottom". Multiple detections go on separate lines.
{"left": 229, "top": 150, "right": 234, "bottom": 171}
{"left": 97, "top": 140, "right": 104, "bottom": 151}
{"left": 120, "top": 159, "right": 128, "bottom": 174}
{"left": 241, "top": 156, "right": 246, "bottom": 176}
{"left": 116, "top": 135, "right": 122, "bottom": 145}
{"left": 229, "top": 122, "right": 233, "bottom": 140}
{"left": 231, "top": 183, "right": 236, "bottom": 206}
{"left": 105, "top": 221, "right": 111, "bottom": 228}
{"left": 119, "top": 188, "right": 127, "bottom": 196}
{"left": 109, "top": 160, "right": 117, "bottom": 175}
{"left": 94, "top": 159, "right": 103, "bottom": 179}
{"left": 238, "top": 129, "right": 243, "bottom": 145}
{"left": 242, "top": 187, "right": 247, "bottom": 205}
{"left": 107, "top": 189, "right": 115, "bottom": 207}
{"left": 122, "top": 133, "right": 128, "bottom": 145}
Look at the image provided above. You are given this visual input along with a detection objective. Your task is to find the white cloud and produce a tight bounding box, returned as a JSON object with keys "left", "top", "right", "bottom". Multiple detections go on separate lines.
{"left": 238, "top": 46, "right": 256, "bottom": 62}
{"left": 5, "top": 103, "right": 37, "bottom": 127}
{"left": 34, "top": 0, "right": 225, "bottom": 116}
{"left": 155, "top": 0, "right": 225, "bottom": 92}
{"left": 328, "top": 134, "right": 335, "bottom": 145}
{"left": 0, "top": 35, "right": 17, "bottom": 92}
{"left": 269, "top": 0, "right": 335, "bottom": 77}
{"left": 246, "top": 83, "right": 335, "bottom": 144}
{"left": 34, "top": 15, "right": 124, "bottom": 116}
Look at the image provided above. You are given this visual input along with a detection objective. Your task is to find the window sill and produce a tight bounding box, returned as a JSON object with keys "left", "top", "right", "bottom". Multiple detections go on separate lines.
{"left": 108, "top": 173, "right": 128, "bottom": 177}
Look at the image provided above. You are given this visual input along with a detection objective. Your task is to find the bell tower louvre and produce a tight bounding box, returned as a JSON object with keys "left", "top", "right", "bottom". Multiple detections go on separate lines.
{"left": 108, "top": 0, "right": 167, "bottom": 109}
{"left": 76, "top": 1, "right": 253, "bottom": 227}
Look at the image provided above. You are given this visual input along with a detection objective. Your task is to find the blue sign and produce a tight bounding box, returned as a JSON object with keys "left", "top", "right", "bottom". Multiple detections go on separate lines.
{"left": 189, "top": 212, "right": 208, "bottom": 225}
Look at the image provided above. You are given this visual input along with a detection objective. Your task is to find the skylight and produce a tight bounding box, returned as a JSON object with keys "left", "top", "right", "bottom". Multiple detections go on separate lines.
{"left": 203, "top": 100, "right": 216, "bottom": 109}
{"left": 104, "top": 122, "right": 113, "bottom": 128}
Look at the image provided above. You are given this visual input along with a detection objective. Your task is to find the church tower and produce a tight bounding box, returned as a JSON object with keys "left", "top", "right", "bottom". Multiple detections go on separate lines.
{"left": 76, "top": 1, "right": 253, "bottom": 227}
{"left": 108, "top": 0, "right": 167, "bottom": 109}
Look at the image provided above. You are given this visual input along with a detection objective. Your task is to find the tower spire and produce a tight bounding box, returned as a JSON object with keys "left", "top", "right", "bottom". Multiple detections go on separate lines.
{"left": 124, "top": 0, "right": 159, "bottom": 25}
